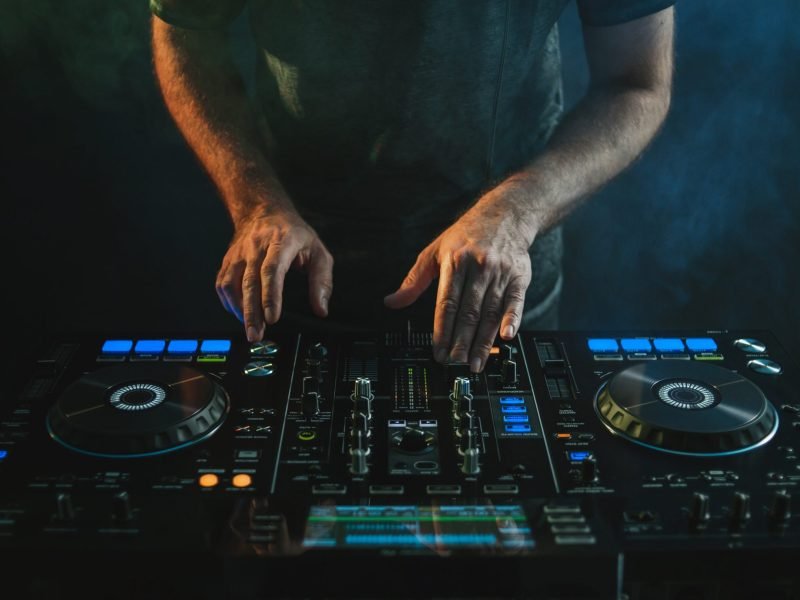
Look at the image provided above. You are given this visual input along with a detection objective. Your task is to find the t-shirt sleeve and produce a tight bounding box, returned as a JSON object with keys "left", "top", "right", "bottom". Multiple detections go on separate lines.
{"left": 150, "top": 0, "right": 246, "bottom": 30}
{"left": 577, "top": 0, "right": 675, "bottom": 27}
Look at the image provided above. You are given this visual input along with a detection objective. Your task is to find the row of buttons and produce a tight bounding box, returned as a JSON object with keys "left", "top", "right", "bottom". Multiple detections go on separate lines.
{"left": 587, "top": 337, "right": 717, "bottom": 354}
{"left": 100, "top": 339, "right": 231, "bottom": 362}
{"left": 308, "top": 483, "right": 519, "bottom": 496}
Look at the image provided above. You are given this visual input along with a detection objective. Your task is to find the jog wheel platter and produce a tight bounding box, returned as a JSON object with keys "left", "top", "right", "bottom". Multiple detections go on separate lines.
{"left": 47, "top": 364, "right": 229, "bottom": 457}
{"left": 595, "top": 361, "right": 779, "bottom": 456}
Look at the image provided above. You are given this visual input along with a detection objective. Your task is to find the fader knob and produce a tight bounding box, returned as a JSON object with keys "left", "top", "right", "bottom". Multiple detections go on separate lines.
{"left": 302, "top": 392, "right": 321, "bottom": 419}
{"left": 56, "top": 492, "right": 75, "bottom": 521}
{"left": 769, "top": 489, "right": 792, "bottom": 528}
{"left": 729, "top": 492, "right": 751, "bottom": 527}
{"left": 689, "top": 492, "right": 711, "bottom": 529}
{"left": 349, "top": 430, "right": 370, "bottom": 476}
{"left": 113, "top": 491, "right": 133, "bottom": 522}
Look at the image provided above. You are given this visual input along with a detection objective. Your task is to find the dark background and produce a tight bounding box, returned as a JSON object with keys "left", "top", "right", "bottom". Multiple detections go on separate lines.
{"left": 2, "top": 1, "right": 798, "bottom": 370}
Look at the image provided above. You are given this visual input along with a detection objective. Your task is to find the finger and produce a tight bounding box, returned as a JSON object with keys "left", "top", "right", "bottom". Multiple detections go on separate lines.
{"left": 500, "top": 276, "right": 528, "bottom": 340}
{"left": 307, "top": 244, "right": 334, "bottom": 317}
{"left": 448, "top": 263, "right": 494, "bottom": 367}
{"left": 383, "top": 247, "right": 437, "bottom": 309}
{"left": 469, "top": 278, "right": 505, "bottom": 372}
{"left": 242, "top": 259, "right": 266, "bottom": 342}
{"left": 217, "top": 260, "right": 246, "bottom": 322}
{"left": 261, "top": 239, "right": 301, "bottom": 325}
{"left": 432, "top": 254, "right": 466, "bottom": 363}
{"left": 215, "top": 264, "right": 234, "bottom": 316}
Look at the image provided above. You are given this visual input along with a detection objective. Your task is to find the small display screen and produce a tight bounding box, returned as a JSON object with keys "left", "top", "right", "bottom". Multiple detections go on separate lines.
{"left": 302, "top": 504, "right": 534, "bottom": 553}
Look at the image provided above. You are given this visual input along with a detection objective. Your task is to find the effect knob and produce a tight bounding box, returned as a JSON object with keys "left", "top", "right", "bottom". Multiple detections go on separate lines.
{"left": 729, "top": 491, "right": 751, "bottom": 528}
{"left": 689, "top": 492, "right": 711, "bottom": 529}
{"left": 501, "top": 345, "right": 518, "bottom": 386}
{"left": 769, "top": 489, "right": 792, "bottom": 529}
{"left": 56, "top": 492, "right": 75, "bottom": 521}
{"left": 113, "top": 491, "right": 133, "bottom": 522}
{"left": 456, "top": 411, "right": 477, "bottom": 438}
{"left": 458, "top": 427, "right": 479, "bottom": 456}
{"left": 307, "top": 342, "right": 328, "bottom": 361}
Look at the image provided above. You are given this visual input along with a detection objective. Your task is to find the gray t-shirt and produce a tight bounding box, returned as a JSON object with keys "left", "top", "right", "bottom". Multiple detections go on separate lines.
{"left": 152, "top": 0, "right": 674, "bottom": 327}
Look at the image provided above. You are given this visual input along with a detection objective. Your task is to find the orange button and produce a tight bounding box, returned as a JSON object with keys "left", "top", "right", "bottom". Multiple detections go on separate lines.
{"left": 555, "top": 433, "right": 572, "bottom": 440}
{"left": 232, "top": 473, "right": 253, "bottom": 488}
{"left": 490, "top": 346, "right": 501, "bottom": 355}
{"left": 198, "top": 473, "right": 219, "bottom": 488}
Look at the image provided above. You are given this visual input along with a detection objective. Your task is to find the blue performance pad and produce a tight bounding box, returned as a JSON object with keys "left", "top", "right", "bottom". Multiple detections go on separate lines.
{"left": 200, "top": 339, "right": 231, "bottom": 354}
{"left": 587, "top": 338, "right": 619, "bottom": 353}
{"left": 653, "top": 338, "right": 685, "bottom": 353}
{"left": 101, "top": 340, "right": 133, "bottom": 354}
{"left": 0, "top": 449, "right": 7, "bottom": 460}
{"left": 167, "top": 339, "right": 199, "bottom": 354}
{"left": 620, "top": 338, "right": 653, "bottom": 353}
{"left": 134, "top": 339, "right": 166, "bottom": 354}
{"left": 685, "top": 337, "right": 718, "bottom": 352}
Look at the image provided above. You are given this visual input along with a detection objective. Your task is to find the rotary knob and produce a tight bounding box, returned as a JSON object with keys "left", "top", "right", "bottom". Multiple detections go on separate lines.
{"left": 461, "top": 447, "right": 481, "bottom": 476}
{"left": 113, "top": 491, "right": 133, "bottom": 522}
{"left": 458, "top": 427, "right": 480, "bottom": 456}
{"left": 56, "top": 492, "right": 75, "bottom": 522}
{"left": 689, "top": 492, "right": 711, "bottom": 530}
{"left": 729, "top": 491, "right": 751, "bottom": 528}
{"left": 349, "top": 429, "right": 370, "bottom": 476}
{"left": 451, "top": 377, "right": 473, "bottom": 418}
{"left": 351, "top": 378, "right": 373, "bottom": 422}
{"left": 769, "top": 489, "right": 792, "bottom": 529}
{"left": 501, "top": 345, "right": 518, "bottom": 386}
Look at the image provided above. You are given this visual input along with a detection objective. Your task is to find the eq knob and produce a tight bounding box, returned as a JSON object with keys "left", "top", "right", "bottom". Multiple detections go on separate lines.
{"left": 501, "top": 345, "right": 518, "bottom": 386}
{"left": 349, "top": 429, "right": 370, "bottom": 476}
{"left": 461, "top": 447, "right": 481, "bottom": 476}
{"left": 458, "top": 427, "right": 479, "bottom": 456}
{"left": 689, "top": 492, "right": 711, "bottom": 530}
{"left": 456, "top": 411, "right": 477, "bottom": 438}
{"left": 351, "top": 377, "right": 373, "bottom": 422}
{"left": 729, "top": 491, "right": 751, "bottom": 528}
{"left": 451, "top": 377, "right": 473, "bottom": 418}
{"left": 307, "top": 342, "right": 328, "bottom": 361}
{"left": 302, "top": 392, "right": 321, "bottom": 419}
{"left": 769, "top": 489, "right": 792, "bottom": 529}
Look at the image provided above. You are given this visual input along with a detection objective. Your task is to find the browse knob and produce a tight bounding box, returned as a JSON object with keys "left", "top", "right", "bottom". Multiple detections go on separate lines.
{"left": 689, "top": 492, "right": 711, "bottom": 529}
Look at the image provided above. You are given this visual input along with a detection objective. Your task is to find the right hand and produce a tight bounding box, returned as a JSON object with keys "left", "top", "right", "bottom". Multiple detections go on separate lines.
{"left": 215, "top": 209, "right": 334, "bottom": 342}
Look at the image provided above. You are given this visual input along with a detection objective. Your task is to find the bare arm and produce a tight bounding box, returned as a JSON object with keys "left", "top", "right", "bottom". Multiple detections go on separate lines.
{"left": 386, "top": 8, "right": 674, "bottom": 371}
{"left": 152, "top": 16, "right": 333, "bottom": 341}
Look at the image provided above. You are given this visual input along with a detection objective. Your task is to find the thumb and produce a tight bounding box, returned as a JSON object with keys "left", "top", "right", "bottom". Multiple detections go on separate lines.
{"left": 384, "top": 248, "right": 437, "bottom": 309}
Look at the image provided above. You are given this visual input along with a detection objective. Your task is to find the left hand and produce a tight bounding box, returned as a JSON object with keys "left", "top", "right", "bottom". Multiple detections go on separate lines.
{"left": 384, "top": 192, "right": 536, "bottom": 372}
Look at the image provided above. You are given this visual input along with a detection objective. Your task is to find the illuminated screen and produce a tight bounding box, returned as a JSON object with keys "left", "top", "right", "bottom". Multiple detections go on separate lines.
{"left": 302, "top": 505, "right": 534, "bottom": 553}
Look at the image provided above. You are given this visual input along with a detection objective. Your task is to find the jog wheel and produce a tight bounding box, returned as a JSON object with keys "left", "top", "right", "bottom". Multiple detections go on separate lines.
{"left": 595, "top": 361, "right": 778, "bottom": 456}
{"left": 47, "top": 364, "right": 229, "bottom": 457}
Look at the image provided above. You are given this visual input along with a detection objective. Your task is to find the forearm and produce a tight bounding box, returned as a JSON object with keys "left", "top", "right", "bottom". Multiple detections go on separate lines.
{"left": 151, "top": 16, "right": 294, "bottom": 225}
{"left": 477, "top": 83, "right": 671, "bottom": 245}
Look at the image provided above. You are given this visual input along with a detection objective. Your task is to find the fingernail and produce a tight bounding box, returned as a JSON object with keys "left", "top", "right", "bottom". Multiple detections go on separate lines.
{"left": 502, "top": 325, "right": 514, "bottom": 338}
{"left": 321, "top": 295, "right": 329, "bottom": 312}
{"left": 470, "top": 357, "right": 482, "bottom": 373}
{"left": 246, "top": 326, "right": 258, "bottom": 342}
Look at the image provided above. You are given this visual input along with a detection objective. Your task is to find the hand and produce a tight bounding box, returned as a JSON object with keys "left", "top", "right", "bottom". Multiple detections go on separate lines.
{"left": 384, "top": 193, "right": 536, "bottom": 372}
{"left": 216, "top": 209, "right": 334, "bottom": 342}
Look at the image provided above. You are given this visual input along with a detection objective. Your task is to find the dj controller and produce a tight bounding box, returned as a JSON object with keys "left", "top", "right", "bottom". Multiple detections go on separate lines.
{"left": 1, "top": 327, "right": 799, "bottom": 599}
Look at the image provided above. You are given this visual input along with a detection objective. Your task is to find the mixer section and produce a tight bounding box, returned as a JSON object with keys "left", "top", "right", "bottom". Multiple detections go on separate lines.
{"left": 274, "top": 332, "right": 558, "bottom": 498}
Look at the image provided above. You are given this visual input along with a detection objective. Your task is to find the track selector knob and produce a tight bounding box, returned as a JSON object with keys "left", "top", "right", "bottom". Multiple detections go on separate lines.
{"left": 769, "top": 489, "right": 792, "bottom": 528}
{"left": 689, "top": 492, "right": 711, "bottom": 529}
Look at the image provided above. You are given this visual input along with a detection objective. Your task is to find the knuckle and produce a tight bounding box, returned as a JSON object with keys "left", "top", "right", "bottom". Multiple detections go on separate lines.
{"left": 220, "top": 279, "right": 236, "bottom": 295}
{"left": 458, "top": 307, "right": 482, "bottom": 326}
{"left": 438, "top": 297, "right": 461, "bottom": 315}
{"left": 483, "top": 305, "right": 503, "bottom": 323}
{"left": 472, "top": 339, "right": 494, "bottom": 356}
